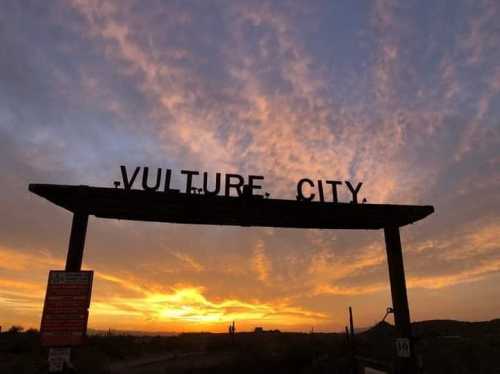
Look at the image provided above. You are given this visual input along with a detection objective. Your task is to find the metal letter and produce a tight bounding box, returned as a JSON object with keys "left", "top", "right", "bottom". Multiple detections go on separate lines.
{"left": 345, "top": 181, "right": 362, "bottom": 204}
{"left": 225, "top": 174, "right": 244, "bottom": 197}
{"left": 318, "top": 180, "right": 325, "bottom": 202}
{"left": 203, "top": 172, "right": 221, "bottom": 196}
{"left": 142, "top": 167, "right": 162, "bottom": 191}
{"left": 248, "top": 175, "right": 264, "bottom": 197}
{"left": 181, "top": 170, "right": 200, "bottom": 194}
{"left": 325, "top": 180, "right": 342, "bottom": 203}
{"left": 120, "top": 165, "right": 140, "bottom": 190}
{"left": 296, "top": 178, "right": 315, "bottom": 201}
{"left": 163, "top": 169, "right": 179, "bottom": 193}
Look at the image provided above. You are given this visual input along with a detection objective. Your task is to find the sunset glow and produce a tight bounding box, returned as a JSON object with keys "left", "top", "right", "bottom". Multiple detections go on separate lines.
{"left": 1, "top": 0, "right": 499, "bottom": 333}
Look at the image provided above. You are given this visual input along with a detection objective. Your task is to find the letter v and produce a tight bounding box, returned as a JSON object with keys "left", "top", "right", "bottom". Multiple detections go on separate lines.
{"left": 121, "top": 166, "right": 140, "bottom": 190}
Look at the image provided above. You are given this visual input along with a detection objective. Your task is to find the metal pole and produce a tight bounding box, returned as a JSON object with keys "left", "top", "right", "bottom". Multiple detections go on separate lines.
{"left": 348, "top": 306, "right": 355, "bottom": 340}
{"left": 65, "top": 212, "right": 88, "bottom": 272}
{"left": 384, "top": 225, "right": 416, "bottom": 373}
{"left": 348, "top": 306, "right": 356, "bottom": 373}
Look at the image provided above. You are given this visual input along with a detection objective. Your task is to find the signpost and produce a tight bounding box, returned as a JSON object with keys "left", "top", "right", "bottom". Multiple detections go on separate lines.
{"left": 48, "top": 347, "right": 72, "bottom": 372}
{"left": 364, "top": 368, "right": 387, "bottom": 374}
{"left": 30, "top": 169, "right": 434, "bottom": 374}
{"left": 395, "top": 338, "right": 411, "bottom": 358}
{"left": 40, "top": 270, "right": 93, "bottom": 347}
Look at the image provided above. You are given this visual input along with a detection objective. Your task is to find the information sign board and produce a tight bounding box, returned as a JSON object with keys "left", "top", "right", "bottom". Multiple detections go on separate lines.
{"left": 395, "top": 337, "right": 411, "bottom": 358}
{"left": 40, "top": 271, "right": 93, "bottom": 347}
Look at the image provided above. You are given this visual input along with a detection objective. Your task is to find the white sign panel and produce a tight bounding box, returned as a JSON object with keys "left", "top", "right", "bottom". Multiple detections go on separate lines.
{"left": 48, "top": 347, "right": 71, "bottom": 372}
{"left": 364, "top": 368, "right": 387, "bottom": 374}
{"left": 395, "top": 338, "right": 411, "bottom": 358}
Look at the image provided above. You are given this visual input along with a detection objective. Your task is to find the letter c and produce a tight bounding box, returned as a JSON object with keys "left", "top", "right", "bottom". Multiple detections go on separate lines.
{"left": 297, "top": 178, "right": 315, "bottom": 201}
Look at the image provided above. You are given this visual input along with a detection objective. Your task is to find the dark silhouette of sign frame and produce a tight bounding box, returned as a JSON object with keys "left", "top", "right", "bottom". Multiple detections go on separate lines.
{"left": 29, "top": 183, "right": 434, "bottom": 374}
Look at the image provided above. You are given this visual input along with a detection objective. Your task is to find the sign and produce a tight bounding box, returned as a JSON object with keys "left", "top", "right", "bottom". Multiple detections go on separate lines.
{"left": 40, "top": 271, "right": 93, "bottom": 347}
{"left": 364, "top": 368, "right": 387, "bottom": 374}
{"left": 48, "top": 347, "right": 71, "bottom": 372}
{"left": 115, "top": 166, "right": 364, "bottom": 203}
{"left": 395, "top": 337, "right": 411, "bottom": 358}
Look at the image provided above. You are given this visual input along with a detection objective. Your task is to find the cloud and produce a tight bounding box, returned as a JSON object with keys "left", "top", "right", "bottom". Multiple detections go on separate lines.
{"left": 89, "top": 273, "right": 329, "bottom": 331}
{"left": 407, "top": 259, "right": 500, "bottom": 289}
{"left": 313, "top": 282, "right": 386, "bottom": 296}
{"left": 67, "top": 0, "right": 432, "bottom": 204}
{"left": 252, "top": 240, "right": 272, "bottom": 282}
{"left": 170, "top": 251, "right": 205, "bottom": 272}
{"left": 308, "top": 243, "right": 385, "bottom": 280}
{"left": 0, "top": 246, "right": 326, "bottom": 331}
{"left": 0, "top": 246, "right": 63, "bottom": 272}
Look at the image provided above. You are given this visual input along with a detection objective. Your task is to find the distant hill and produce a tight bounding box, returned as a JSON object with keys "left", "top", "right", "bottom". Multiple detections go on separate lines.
{"left": 412, "top": 318, "right": 500, "bottom": 338}
{"left": 358, "top": 318, "right": 500, "bottom": 339}
{"left": 355, "top": 318, "right": 500, "bottom": 373}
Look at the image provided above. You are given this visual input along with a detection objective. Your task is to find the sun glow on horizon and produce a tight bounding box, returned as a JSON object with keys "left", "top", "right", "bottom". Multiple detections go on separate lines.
{"left": 89, "top": 283, "right": 329, "bottom": 330}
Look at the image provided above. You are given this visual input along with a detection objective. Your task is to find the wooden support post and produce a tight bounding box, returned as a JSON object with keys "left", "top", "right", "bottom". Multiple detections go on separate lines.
{"left": 384, "top": 226, "right": 416, "bottom": 374}
{"left": 47, "top": 212, "right": 89, "bottom": 373}
{"left": 65, "top": 212, "right": 88, "bottom": 271}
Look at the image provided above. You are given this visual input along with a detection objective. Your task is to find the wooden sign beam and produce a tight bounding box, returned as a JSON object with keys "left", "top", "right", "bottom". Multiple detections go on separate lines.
{"left": 29, "top": 184, "right": 433, "bottom": 230}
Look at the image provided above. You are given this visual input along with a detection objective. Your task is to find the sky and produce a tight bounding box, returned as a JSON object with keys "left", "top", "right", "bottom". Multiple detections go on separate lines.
{"left": 0, "top": 0, "right": 499, "bottom": 333}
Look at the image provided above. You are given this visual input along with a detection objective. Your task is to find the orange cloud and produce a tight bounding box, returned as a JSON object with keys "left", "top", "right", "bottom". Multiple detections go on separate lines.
{"left": 313, "top": 282, "right": 386, "bottom": 296}
{"left": 0, "top": 245, "right": 63, "bottom": 271}
{"left": 408, "top": 259, "right": 500, "bottom": 289}
{"left": 251, "top": 240, "right": 272, "bottom": 282}
{"left": 90, "top": 284, "right": 328, "bottom": 332}
{"left": 0, "top": 244, "right": 328, "bottom": 331}
{"left": 170, "top": 251, "right": 205, "bottom": 272}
